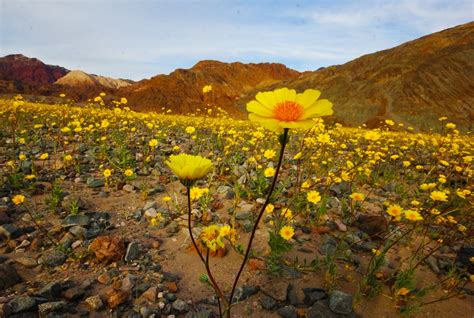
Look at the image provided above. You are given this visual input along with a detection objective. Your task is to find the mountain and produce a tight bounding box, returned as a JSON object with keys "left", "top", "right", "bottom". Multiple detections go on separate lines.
{"left": 249, "top": 22, "right": 474, "bottom": 131}
{"left": 119, "top": 61, "right": 300, "bottom": 116}
{"left": 0, "top": 54, "right": 69, "bottom": 85}
{"left": 56, "top": 70, "right": 132, "bottom": 89}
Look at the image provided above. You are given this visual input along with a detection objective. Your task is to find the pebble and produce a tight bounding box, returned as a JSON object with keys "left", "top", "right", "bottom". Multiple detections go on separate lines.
{"left": 277, "top": 305, "right": 297, "bottom": 318}
{"left": 0, "top": 264, "right": 22, "bottom": 291}
{"left": 38, "top": 301, "right": 66, "bottom": 314}
{"left": 85, "top": 295, "right": 104, "bottom": 311}
{"left": 38, "top": 250, "right": 67, "bottom": 267}
{"left": 329, "top": 290, "right": 353, "bottom": 315}
{"left": 172, "top": 299, "right": 189, "bottom": 313}
{"left": 14, "top": 257, "right": 37, "bottom": 268}
{"left": 9, "top": 296, "right": 36, "bottom": 313}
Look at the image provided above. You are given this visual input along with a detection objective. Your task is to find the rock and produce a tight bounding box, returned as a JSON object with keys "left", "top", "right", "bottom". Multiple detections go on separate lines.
{"left": 235, "top": 212, "right": 251, "bottom": 220}
{"left": 69, "top": 225, "right": 87, "bottom": 238}
{"left": 38, "top": 301, "right": 66, "bottom": 315}
{"left": 141, "top": 286, "right": 157, "bottom": 301}
{"left": 87, "top": 177, "right": 104, "bottom": 188}
{"left": 172, "top": 299, "right": 189, "bottom": 313}
{"left": 125, "top": 242, "right": 141, "bottom": 262}
{"left": 260, "top": 296, "right": 278, "bottom": 310}
{"left": 36, "top": 281, "right": 62, "bottom": 298}
{"left": 61, "top": 195, "right": 86, "bottom": 211}
{"left": 0, "top": 263, "right": 22, "bottom": 291}
{"left": 232, "top": 285, "right": 259, "bottom": 303}
{"left": 165, "top": 293, "right": 177, "bottom": 302}
{"left": 89, "top": 235, "right": 125, "bottom": 262}
{"left": 0, "top": 211, "right": 12, "bottom": 225}
{"left": 307, "top": 301, "right": 339, "bottom": 318}
{"left": 217, "top": 185, "right": 231, "bottom": 194}
{"left": 144, "top": 208, "right": 157, "bottom": 218}
{"left": 162, "top": 272, "right": 181, "bottom": 282}
{"left": 456, "top": 245, "right": 474, "bottom": 272}
{"left": 286, "top": 283, "right": 299, "bottom": 306}
{"left": 329, "top": 290, "right": 353, "bottom": 315}
{"left": 143, "top": 201, "right": 158, "bottom": 211}
{"left": 9, "top": 296, "right": 36, "bottom": 313}
{"left": 60, "top": 232, "right": 75, "bottom": 248}
{"left": 355, "top": 214, "right": 387, "bottom": 238}
{"left": 166, "top": 221, "right": 180, "bottom": 234}
{"left": 0, "top": 224, "right": 21, "bottom": 240}
{"left": 277, "top": 305, "right": 297, "bottom": 318}
{"left": 97, "top": 273, "right": 111, "bottom": 284}
{"left": 14, "top": 257, "right": 37, "bottom": 268}
{"left": 191, "top": 310, "right": 214, "bottom": 318}
{"left": 123, "top": 184, "right": 135, "bottom": 192}
{"left": 425, "top": 255, "right": 440, "bottom": 274}
{"left": 64, "top": 287, "right": 85, "bottom": 300}
{"left": 85, "top": 295, "right": 104, "bottom": 311}
{"left": 303, "top": 288, "right": 328, "bottom": 305}
{"left": 334, "top": 220, "right": 347, "bottom": 232}
{"left": 105, "top": 288, "right": 129, "bottom": 309}
{"left": 38, "top": 250, "right": 67, "bottom": 267}
{"left": 121, "top": 274, "right": 137, "bottom": 291}
{"left": 62, "top": 215, "right": 90, "bottom": 227}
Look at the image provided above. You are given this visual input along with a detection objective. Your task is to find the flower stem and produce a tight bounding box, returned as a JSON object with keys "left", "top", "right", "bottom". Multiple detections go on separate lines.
{"left": 227, "top": 128, "right": 289, "bottom": 314}
{"left": 186, "top": 185, "right": 228, "bottom": 313}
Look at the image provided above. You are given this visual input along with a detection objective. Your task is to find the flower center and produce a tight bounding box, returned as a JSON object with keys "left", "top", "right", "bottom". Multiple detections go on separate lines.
{"left": 273, "top": 101, "right": 304, "bottom": 122}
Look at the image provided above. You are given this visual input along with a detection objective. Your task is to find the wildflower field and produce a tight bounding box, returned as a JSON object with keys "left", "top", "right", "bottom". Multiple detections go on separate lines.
{"left": 0, "top": 92, "right": 472, "bottom": 317}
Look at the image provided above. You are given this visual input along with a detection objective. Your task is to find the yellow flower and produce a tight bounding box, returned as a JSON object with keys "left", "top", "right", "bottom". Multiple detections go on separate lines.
{"left": 64, "top": 154, "right": 73, "bottom": 161}
{"left": 430, "top": 190, "right": 448, "bottom": 202}
{"left": 39, "top": 153, "right": 49, "bottom": 160}
{"left": 185, "top": 126, "right": 196, "bottom": 134}
{"left": 18, "top": 154, "right": 26, "bottom": 161}
{"left": 264, "top": 149, "right": 276, "bottom": 159}
{"left": 59, "top": 93, "right": 66, "bottom": 98}
{"left": 120, "top": 97, "right": 128, "bottom": 104}
{"left": 396, "top": 287, "right": 410, "bottom": 296}
{"left": 189, "top": 187, "right": 204, "bottom": 200}
{"left": 149, "top": 139, "right": 158, "bottom": 147}
{"left": 385, "top": 119, "right": 395, "bottom": 126}
{"left": 25, "top": 174, "right": 36, "bottom": 180}
{"left": 265, "top": 203, "right": 274, "bottom": 213}
{"left": 293, "top": 152, "right": 302, "bottom": 160}
{"left": 387, "top": 204, "right": 403, "bottom": 218}
{"left": 12, "top": 194, "right": 25, "bottom": 205}
{"left": 165, "top": 154, "right": 213, "bottom": 183}
{"left": 350, "top": 192, "right": 365, "bottom": 201}
{"left": 264, "top": 167, "right": 275, "bottom": 177}
{"left": 279, "top": 225, "right": 295, "bottom": 240}
{"left": 124, "top": 169, "right": 133, "bottom": 177}
{"left": 281, "top": 208, "right": 293, "bottom": 219}
{"left": 445, "top": 123, "right": 456, "bottom": 129}
{"left": 246, "top": 88, "right": 333, "bottom": 132}
{"left": 202, "top": 85, "right": 213, "bottom": 94}
{"left": 162, "top": 196, "right": 172, "bottom": 202}
{"left": 404, "top": 210, "right": 423, "bottom": 221}
{"left": 103, "top": 169, "right": 112, "bottom": 178}
{"left": 307, "top": 190, "right": 321, "bottom": 204}
{"left": 372, "top": 248, "right": 381, "bottom": 256}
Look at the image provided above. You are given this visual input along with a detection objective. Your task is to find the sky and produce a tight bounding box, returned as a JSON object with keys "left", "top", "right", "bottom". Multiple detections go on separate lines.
{"left": 1, "top": 0, "right": 472, "bottom": 80}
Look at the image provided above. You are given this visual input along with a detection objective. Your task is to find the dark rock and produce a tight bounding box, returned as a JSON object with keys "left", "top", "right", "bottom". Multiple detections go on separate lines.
{"left": 0, "top": 211, "right": 12, "bottom": 225}
{"left": 329, "top": 290, "right": 353, "bottom": 315}
{"left": 303, "top": 288, "right": 328, "bottom": 305}
{"left": 0, "top": 263, "right": 22, "bottom": 291}
{"left": 235, "top": 212, "right": 251, "bottom": 220}
{"left": 165, "top": 293, "right": 177, "bottom": 302}
{"left": 38, "top": 301, "right": 66, "bottom": 315}
{"left": 277, "top": 305, "right": 297, "bottom": 318}
{"left": 286, "top": 283, "right": 299, "bottom": 306}
{"left": 125, "top": 242, "right": 141, "bottom": 262}
{"left": 425, "top": 255, "right": 440, "bottom": 274}
{"left": 9, "top": 296, "right": 36, "bottom": 313}
{"left": 36, "top": 281, "right": 62, "bottom": 298}
{"left": 456, "top": 245, "right": 474, "bottom": 272}
{"left": 260, "top": 296, "right": 278, "bottom": 310}
{"left": 64, "top": 287, "right": 85, "bottom": 300}
{"left": 0, "top": 223, "right": 21, "bottom": 240}
{"left": 69, "top": 225, "right": 87, "bottom": 238}
{"left": 162, "top": 272, "right": 181, "bottom": 282}
{"left": 86, "top": 177, "right": 104, "bottom": 188}
{"left": 62, "top": 215, "right": 90, "bottom": 227}
{"left": 172, "top": 299, "right": 189, "bottom": 313}
{"left": 355, "top": 214, "right": 387, "bottom": 238}
{"left": 232, "top": 285, "right": 259, "bottom": 303}
{"left": 307, "top": 300, "right": 339, "bottom": 318}
{"left": 38, "top": 250, "right": 67, "bottom": 267}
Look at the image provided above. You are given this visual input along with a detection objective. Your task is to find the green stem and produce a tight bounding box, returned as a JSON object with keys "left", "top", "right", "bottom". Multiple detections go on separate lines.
{"left": 227, "top": 128, "right": 289, "bottom": 315}
{"left": 186, "top": 185, "right": 228, "bottom": 313}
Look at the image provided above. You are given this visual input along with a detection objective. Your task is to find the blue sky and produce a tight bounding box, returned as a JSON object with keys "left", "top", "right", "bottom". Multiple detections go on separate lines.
{"left": 1, "top": 0, "right": 472, "bottom": 80}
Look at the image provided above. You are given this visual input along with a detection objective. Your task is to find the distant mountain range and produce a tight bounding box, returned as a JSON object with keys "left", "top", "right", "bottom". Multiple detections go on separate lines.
{"left": 1, "top": 21, "right": 472, "bottom": 131}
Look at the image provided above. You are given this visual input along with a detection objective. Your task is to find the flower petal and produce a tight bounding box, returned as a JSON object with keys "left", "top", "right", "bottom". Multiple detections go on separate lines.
{"left": 256, "top": 91, "right": 278, "bottom": 108}
{"left": 302, "top": 99, "right": 334, "bottom": 118}
{"left": 273, "top": 87, "right": 296, "bottom": 104}
{"left": 248, "top": 113, "right": 282, "bottom": 132}
{"left": 246, "top": 100, "right": 274, "bottom": 117}
{"left": 296, "top": 89, "right": 321, "bottom": 108}
{"left": 279, "top": 119, "right": 316, "bottom": 130}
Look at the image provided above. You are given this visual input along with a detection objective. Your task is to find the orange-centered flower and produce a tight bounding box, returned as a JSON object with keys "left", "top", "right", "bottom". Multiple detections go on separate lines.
{"left": 247, "top": 87, "right": 333, "bottom": 132}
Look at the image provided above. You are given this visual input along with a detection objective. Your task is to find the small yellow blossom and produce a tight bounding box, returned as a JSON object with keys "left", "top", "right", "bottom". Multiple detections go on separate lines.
{"left": 279, "top": 225, "right": 295, "bottom": 240}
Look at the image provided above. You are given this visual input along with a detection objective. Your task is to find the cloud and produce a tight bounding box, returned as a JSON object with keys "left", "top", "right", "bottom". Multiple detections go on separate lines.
{"left": 1, "top": 0, "right": 471, "bottom": 80}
